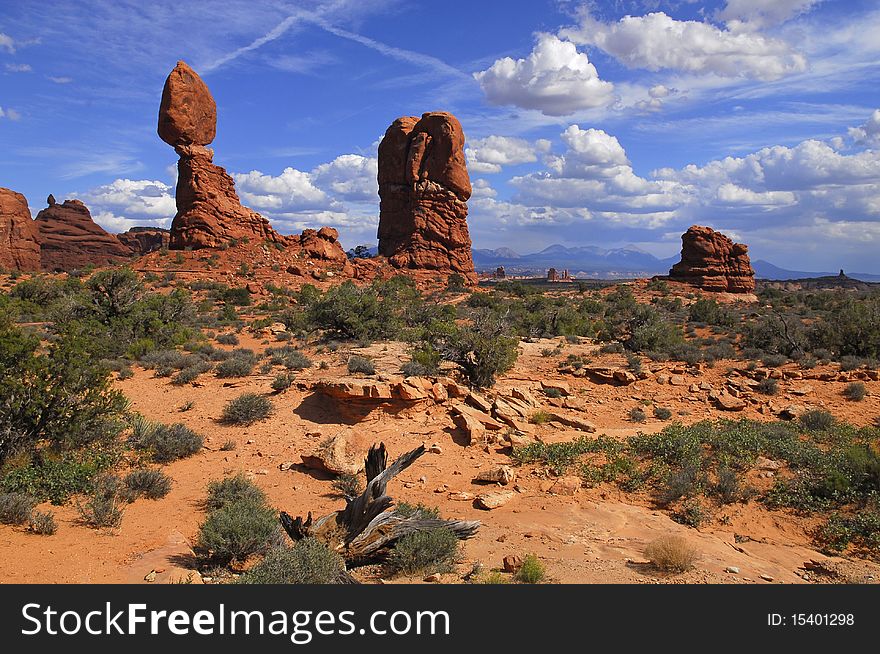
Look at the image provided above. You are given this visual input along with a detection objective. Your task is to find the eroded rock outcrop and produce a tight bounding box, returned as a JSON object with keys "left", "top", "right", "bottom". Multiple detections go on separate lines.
{"left": 158, "top": 61, "right": 285, "bottom": 250}
{"left": 0, "top": 187, "right": 41, "bottom": 271}
{"left": 377, "top": 112, "right": 476, "bottom": 283}
{"left": 116, "top": 227, "right": 170, "bottom": 255}
{"left": 34, "top": 197, "right": 132, "bottom": 272}
{"left": 668, "top": 225, "right": 755, "bottom": 293}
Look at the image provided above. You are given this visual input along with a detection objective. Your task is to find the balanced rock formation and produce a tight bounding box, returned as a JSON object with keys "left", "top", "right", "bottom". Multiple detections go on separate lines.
{"left": 294, "top": 227, "right": 347, "bottom": 263}
{"left": 116, "top": 227, "right": 170, "bottom": 255}
{"left": 0, "top": 187, "right": 41, "bottom": 271}
{"left": 668, "top": 225, "right": 755, "bottom": 293}
{"left": 34, "top": 197, "right": 131, "bottom": 272}
{"left": 158, "top": 61, "right": 285, "bottom": 250}
{"left": 377, "top": 112, "right": 476, "bottom": 283}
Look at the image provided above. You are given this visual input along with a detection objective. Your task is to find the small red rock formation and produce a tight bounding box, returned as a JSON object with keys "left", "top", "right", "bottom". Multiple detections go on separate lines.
{"left": 34, "top": 196, "right": 132, "bottom": 272}
{"left": 377, "top": 112, "right": 476, "bottom": 283}
{"left": 0, "top": 187, "right": 41, "bottom": 271}
{"left": 158, "top": 61, "right": 285, "bottom": 250}
{"left": 116, "top": 227, "right": 170, "bottom": 255}
{"left": 294, "top": 226, "right": 347, "bottom": 263}
{"left": 668, "top": 225, "right": 755, "bottom": 293}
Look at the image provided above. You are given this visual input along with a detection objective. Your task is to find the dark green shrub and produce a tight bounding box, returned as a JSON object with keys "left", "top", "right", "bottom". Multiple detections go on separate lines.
{"left": 123, "top": 469, "right": 172, "bottom": 500}
{"left": 843, "top": 382, "right": 867, "bottom": 401}
{"left": 816, "top": 511, "right": 880, "bottom": 553}
{"left": 172, "top": 361, "right": 212, "bottom": 385}
{"left": 221, "top": 393, "right": 273, "bottom": 425}
{"left": 672, "top": 498, "right": 707, "bottom": 528}
{"left": 215, "top": 356, "right": 255, "bottom": 378}
{"left": 762, "top": 354, "right": 788, "bottom": 368}
{"left": 386, "top": 527, "right": 460, "bottom": 575}
{"left": 205, "top": 474, "right": 266, "bottom": 512}
{"left": 347, "top": 355, "right": 375, "bottom": 375}
{"left": 514, "top": 554, "right": 545, "bottom": 583}
{"left": 0, "top": 492, "right": 36, "bottom": 525}
{"left": 221, "top": 287, "right": 252, "bottom": 307}
{"left": 653, "top": 407, "right": 673, "bottom": 420}
{"left": 266, "top": 346, "right": 312, "bottom": 370}
{"left": 435, "top": 313, "right": 518, "bottom": 388}
{"left": 196, "top": 498, "right": 280, "bottom": 564}
{"left": 216, "top": 332, "right": 239, "bottom": 345}
{"left": 238, "top": 539, "right": 345, "bottom": 584}
{"left": 401, "top": 361, "right": 431, "bottom": 377}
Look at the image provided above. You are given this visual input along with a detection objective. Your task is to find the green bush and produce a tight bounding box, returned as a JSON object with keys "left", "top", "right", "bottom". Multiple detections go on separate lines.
{"left": 271, "top": 373, "right": 295, "bottom": 392}
{"left": 172, "top": 361, "right": 212, "bottom": 385}
{"left": 629, "top": 407, "right": 647, "bottom": 423}
{"left": 816, "top": 511, "right": 880, "bottom": 553}
{"left": 0, "top": 492, "right": 37, "bottom": 525}
{"left": 128, "top": 418, "right": 203, "bottom": 463}
{"left": 123, "top": 469, "right": 172, "bottom": 500}
{"left": 347, "top": 355, "right": 375, "bottom": 375}
{"left": 215, "top": 356, "right": 255, "bottom": 378}
{"left": 435, "top": 313, "right": 518, "bottom": 388}
{"left": 514, "top": 554, "right": 546, "bottom": 583}
{"left": 653, "top": 407, "right": 673, "bottom": 420}
{"left": 265, "top": 346, "right": 312, "bottom": 370}
{"left": 386, "top": 527, "right": 460, "bottom": 575}
{"left": 756, "top": 378, "right": 779, "bottom": 395}
{"left": 332, "top": 473, "right": 363, "bottom": 498}
{"left": 238, "top": 539, "right": 345, "bottom": 584}
{"left": 221, "top": 393, "right": 273, "bottom": 425}
{"left": 1, "top": 446, "right": 119, "bottom": 504}
{"left": 205, "top": 474, "right": 267, "bottom": 512}
{"left": 196, "top": 498, "right": 280, "bottom": 565}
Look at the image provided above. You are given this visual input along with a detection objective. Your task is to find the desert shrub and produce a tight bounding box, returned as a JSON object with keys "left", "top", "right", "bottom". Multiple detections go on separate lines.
{"left": 271, "top": 373, "right": 294, "bottom": 392}
{"left": 671, "top": 498, "right": 709, "bottom": 529}
{"left": 688, "top": 298, "right": 736, "bottom": 327}
{"left": 221, "top": 287, "right": 251, "bottom": 307}
{"left": 238, "top": 539, "right": 346, "bottom": 584}
{"left": 123, "top": 468, "right": 172, "bottom": 500}
{"left": 205, "top": 474, "right": 266, "bottom": 512}
{"left": 756, "top": 378, "right": 779, "bottom": 395}
{"left": 653, "top": 407, "right": 673, "bottom": 420}
{"left": 530, "top": 410, "right": 552, "bottom": 425}
{"left": 599, "top": 342, "right": 625, "bottom": 354}
{"left": 347, "top": 355, "right": 375, "bottom": 375}
{"left": 401, "top": 361, "right": 431, "bottom": 377}
{"left": 0, "top": 446, "right": 119, "bottom": 505}
{"left": 172, "top": 360, "right": 212, "bottom": 385}
{"left": 221, "top": 393, "right": 273, "bottom": 425}
{"left": 446, "top": 273, "right": 467, "bottom": 293}
{"left": 395, "top": 502, "right": 441, "bottom": 520}
{"left": 839, "top": 355, "right": 876, "bottom": 372}
{"left": 645, "top": 535, "right": 698, "bottom": 572}
{"left": 128, "top": 418, "right": 203, "bottom": 463}
{"left": 543, "top": 387, "right": 563, "bottom": 399}
{"left": 843, "top": 382, "right": 867, "bottom": 401}
{"left": 816, "top": 511, "right": 880, "bottom": 553}
{"left": 196, "top": 498, "right": 280, "bottom": 565}
{"left": 78, "top": 475, "right": 124, "bottom": 528}
{"left": 0, "top": 492, "right": 36, "bottom": 525}
{"left": 117, "top": 366, "right": 134, "bottom": 380}
{"left": 762, "top": 354, "right": 788, "bottom": 368}
{"left": 216, "top": 332, "right": 239, "bottom": 345}
{"left": 809, "top": 295, "right": 880, "bottom": 359}
{"left": 266, "top": 346, "right": 312, "bottom": 370}
{"left": 386, "top": 527, "right": 460, "bottom": 575}
{"left": 220, "top": 439, "right": 237, "bottom": 452}
{"left": 0, "top": 316, "right": 129, "bottom": 465}
{"left": 512, "top": 436, "right": 620, "bottom": 475}
{"left": 28, "top": 510, "right": 57, "bottom": 535}
{"left": 514, "top": 554, "right": 546, "bottom": 584}
{"left": 215, "top": 355, "right": 255, "bottom": 378}
{"left": 713, "top": 464, "right": 745, "bottom": 504}
{"left": 629, "top": 407, "right": 647, "bottom": 423}
{"left": 332, "top": 473, "right": 363, "bottom": 498}
{"left": 742, "top": 313, "right": 807, "bottom": 358}
{"left": 434, "top": 312, "right": 519, "bottom": 388}
{"left": 626, "top": 353, "right": 643, "bottom": 374}
{"left": 799, "top": 409, "right": 835, "bottom": 432}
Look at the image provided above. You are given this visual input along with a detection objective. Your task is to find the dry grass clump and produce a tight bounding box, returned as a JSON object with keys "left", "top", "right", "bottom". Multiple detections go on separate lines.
{"left": 644, "top": 535, "right": 699, "bottom": 572}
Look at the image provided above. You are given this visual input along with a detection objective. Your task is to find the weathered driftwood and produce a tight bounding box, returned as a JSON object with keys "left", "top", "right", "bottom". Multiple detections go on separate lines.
{"left": 281, "top": 443, "right": 480, "bottom": 566}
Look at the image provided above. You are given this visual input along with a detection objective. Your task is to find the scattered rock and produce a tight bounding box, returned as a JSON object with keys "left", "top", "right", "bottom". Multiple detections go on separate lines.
{"left": 540, "top": 380, "right": 571, "bottom": 396}
{"left": 473, "top": 465, "right": 516, "bottom": 486}
{"left": 474, "top": 490, "right": 515, "bottom": 510}
{"left": 502, "top": 555, "right": 523, "bottom": 573}
{"left": 714, "top": 393, "right": 747, "bottom": 411}
{"left": 300, "top": 434, "right": 364, "bottom": 476}
{"left": 548, "top": 476, "right": 581, "bottom": 496}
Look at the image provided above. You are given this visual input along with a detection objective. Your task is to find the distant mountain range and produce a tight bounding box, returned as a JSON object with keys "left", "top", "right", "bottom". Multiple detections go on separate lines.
{"left": 349, "top": 243, "right": 879, "bottom": 281}
{"left": 469, "top": 244, "right": 880, "bottom": 282}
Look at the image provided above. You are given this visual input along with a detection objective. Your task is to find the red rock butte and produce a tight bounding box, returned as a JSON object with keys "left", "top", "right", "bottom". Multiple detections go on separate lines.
{"left": 158, "top": 61, "right": 286, "bottom": 250}
{"left": 377, "top": 112, "right": 477, "bottom": 284}
{"left": 668, "top": 225, "right": 755, "bottom": 293}
{"left": 0, "top": 187, "right": 42, "bottom": 272}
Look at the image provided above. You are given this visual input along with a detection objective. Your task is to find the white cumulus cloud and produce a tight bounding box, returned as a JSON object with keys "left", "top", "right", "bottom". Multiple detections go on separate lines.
{"left": 561, "top": 11, "right": 807, "bottom": 81}
{"left": 466, "top": 136, "right": 552, "bottom": 174}
{"left": 473, "top": 33, "right": 615, "bottom": 116}
{"left": 718, "top": 0, "right": 823, "bottom": 32}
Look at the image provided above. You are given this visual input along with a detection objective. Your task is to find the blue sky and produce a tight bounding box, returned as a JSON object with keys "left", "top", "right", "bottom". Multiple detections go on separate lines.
{"left": 2, "top": 0, "right": 880, "bottom": 272}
